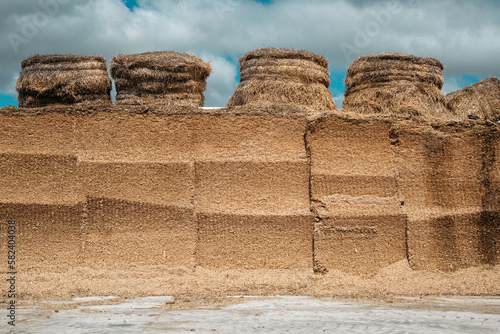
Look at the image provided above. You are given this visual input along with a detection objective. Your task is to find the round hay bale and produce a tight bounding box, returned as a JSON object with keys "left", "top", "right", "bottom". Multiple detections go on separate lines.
{"left": 16, "top": 54, "right": 112, "bottom": 108}
{"left": 110, "top": 51, "right": 211, "bottom": 107}
{"left": 227, "top": 47, "right": 337, "bottom": 111}
{"left": 446, "top": 77, "right": 500, "bottom": 121}
{"left": 343, "top": 53, "right": 448, "bottom": 117}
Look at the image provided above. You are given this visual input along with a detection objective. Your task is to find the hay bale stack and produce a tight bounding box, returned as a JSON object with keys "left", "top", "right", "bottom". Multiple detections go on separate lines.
{"left": 110, "top": 51, "right": 211, "bottom": 107}
{"left": 446, "top": 77, "right": 500, "bottom": 121}
{"left": 343, "top": 53, "right": 447, "bottom": 117}
{"left": 16, "top": 54, "right": 112, "bottom": 108}
{"left": 227, "top": 47, "right": 337, "bottom": 111}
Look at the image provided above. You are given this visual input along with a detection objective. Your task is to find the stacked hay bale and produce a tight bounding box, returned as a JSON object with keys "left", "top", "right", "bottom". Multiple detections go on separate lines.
{"left": 446, "top": 77, "right": 500, "bottom": 121}
{"left": 343, "top": 53, "right": 447, "bottom": 117}
{"left": 16, "top": 54, "right": 112, "bottom": 108}
{"left": 110, "top": 51, "right": 211, "bottom": 107}
{"left": 308, "top": 117, "right": 406, "bottom": 274}
{"left": 227, "top": 47, "right": 337, "bottom": 111}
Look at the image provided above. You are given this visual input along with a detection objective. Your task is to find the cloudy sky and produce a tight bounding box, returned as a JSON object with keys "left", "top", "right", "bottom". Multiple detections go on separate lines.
{"left": 1, "top": 0, "right": 499, "bottom": 108}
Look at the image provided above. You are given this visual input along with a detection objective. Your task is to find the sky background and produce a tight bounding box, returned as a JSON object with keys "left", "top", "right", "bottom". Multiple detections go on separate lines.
{"left": 1, "top": 0, "right": 499, "bottom": 108}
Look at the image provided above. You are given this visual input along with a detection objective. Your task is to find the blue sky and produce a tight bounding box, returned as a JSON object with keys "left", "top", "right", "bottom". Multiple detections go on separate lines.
{"left": 123, "top": 0, "right": 139, "bottom": 11}
{"left": 0, "top": 94, "right": 17, "bottom": 108}
{"left": 1, "top": 0, "right": 499, "bottom": 108}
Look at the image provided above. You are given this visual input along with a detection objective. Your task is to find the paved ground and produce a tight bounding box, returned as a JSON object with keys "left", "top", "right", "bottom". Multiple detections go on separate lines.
{"left": 7, "top": 296, "right": 500, "bottom": 333}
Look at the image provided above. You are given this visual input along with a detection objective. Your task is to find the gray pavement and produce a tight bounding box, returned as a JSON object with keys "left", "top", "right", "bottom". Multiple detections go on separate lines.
{"left": 7, "top": 296, "right": 500, "bottom": 333}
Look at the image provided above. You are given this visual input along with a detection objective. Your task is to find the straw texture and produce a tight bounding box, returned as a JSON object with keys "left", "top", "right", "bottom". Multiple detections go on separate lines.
{"left": 227, "top": 47, "right": 337, "bottom": 111}
{"left": 446, "top": 77, "right": 500, "bottom": 121}
{"left": 343, "top": 53, "right": 448, "bottom": 118}
{"left": 16, "top": 54, "right": 112, "bottom": 108}
{"left": 110, "top": 51, "right": 211, "bottom": 107}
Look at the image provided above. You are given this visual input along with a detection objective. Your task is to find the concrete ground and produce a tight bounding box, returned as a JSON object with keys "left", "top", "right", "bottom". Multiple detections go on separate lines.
{"left": 9, "top": 296, "right": 500, "bottom": 333}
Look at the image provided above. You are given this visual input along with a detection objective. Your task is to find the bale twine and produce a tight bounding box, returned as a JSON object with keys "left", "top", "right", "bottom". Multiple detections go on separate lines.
{"left": 16, "top": 54, "right": 112, "bottom": 108}
{"left": 446, "top": 77, "right": 500, "bottom": 121}
{"left": 227, "top": 47, "right": 337, "bottom": 111}
{"left": 343, "top": 53, "right": 448, "bottom": 117}
{"left": 110, "top": 51, "right": 211, "bottom": 107}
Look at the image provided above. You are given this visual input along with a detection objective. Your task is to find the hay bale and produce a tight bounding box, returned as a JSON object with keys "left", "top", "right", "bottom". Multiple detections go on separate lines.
{"left": 343, "top": 53, "right": 448, "bottom": 117}
{"left": 446, "top": 77, "right": 500, "bottom": 121}
{"left": 110, "top": 51, "right": 211, "bottom": 107}
{"left": 227, "top": 47, "right": 337, "bottom": 111}
{"left": 16, "top": 54, "right": 112, "bottom": 108}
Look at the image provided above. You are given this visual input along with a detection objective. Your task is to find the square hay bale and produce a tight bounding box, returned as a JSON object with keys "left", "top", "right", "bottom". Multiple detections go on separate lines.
{"left": 194, "top": 161, "right": 310, "bottom": 215}
{"left": 407, "top": 212, "right": 500, "bottom": 271}
{"left": 483, "top": 132, "right": 500, "bottom": 212}
{"left": 314, "top": 214, "right": 407, "bottom": 275}
{"left": 308, "top": 117, "right": 397, "bottom": 202}
{"left": 478, "top": 212, "right": 500, "bottom": 265}
{"left": 75, "top": 113, "right": 193, "bottom": 163}
{"left": 312, "top": 174, "right": 397, "bottom": 199}
{"left": 79, "top": 161, "right": 193, "bottom": 208}
{"left": 0, "top": 113, "right": 75, "bottom": 155}
{"left": 84, "top": 198, "right": 196, "bottom": 268}
{"left": 395, "top": 126, "right": 485, "bottom": 211}
{"left": 309, "top": 117, "right": 396, "bottom": 176}
{"left": 0, "top": 203, "right": 83, "bottom": 273}
{"left": 0, "top": 153, "right": 80, "bottom": 205}
{"left": 196, "top": 213, "right": 313, "bottom": 269}
{"left": 313, "top": 195, "right": 405, "bottom": 275}
{"left": 192, "top": 115, "right": 307, "bottom": 162}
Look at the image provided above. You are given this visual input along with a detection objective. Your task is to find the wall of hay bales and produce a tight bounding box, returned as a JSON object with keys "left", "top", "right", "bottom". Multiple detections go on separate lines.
{"left": 393, "top": 121, "right": 500, "bottom": 270}
{"left": 308, "top": 115, "right": 499, "bottom": 273}
{"left": 0, "top": 106, "right": 498, "bottom": 275}
{"left": 0, "top": 108, "right": 313, "bottom": 274}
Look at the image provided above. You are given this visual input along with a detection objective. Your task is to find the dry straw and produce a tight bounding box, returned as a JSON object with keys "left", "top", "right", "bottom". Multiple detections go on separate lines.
{"left": 16, "top": 54, "right": 112, "bottom": 108}
{"left": 343, "top": 53, "right": 448, "bottom": 117}
{"left": 446, "top": 77, "right": 500, "bottom": 121}
{"left": 227, "top": 47, "right": 337, "bottom": 111}
{"left": 110, "top": 51, "right": 211, "bottom": 107}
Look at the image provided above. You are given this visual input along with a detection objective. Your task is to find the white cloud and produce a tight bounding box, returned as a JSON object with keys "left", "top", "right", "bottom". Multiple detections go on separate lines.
{"left": 1, "top": 0, "right": 499, "bottom": 106}
{"left": 442, "top": 77, "right": 461, "bottom": 95}
{"left": 202, "top": 54, "right": 238, "bottom": 107}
